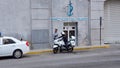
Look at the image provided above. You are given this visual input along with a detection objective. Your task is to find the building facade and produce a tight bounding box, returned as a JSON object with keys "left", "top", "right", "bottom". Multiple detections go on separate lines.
{"left": 0, "top": 0, "right": 120, "bottom": 49}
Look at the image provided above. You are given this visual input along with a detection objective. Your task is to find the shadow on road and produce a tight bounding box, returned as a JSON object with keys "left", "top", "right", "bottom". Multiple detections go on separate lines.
{"left": 0, "top": 55, "right": 31, "bottom": 60}
{"left": 51, "top": 50, "right": 90, "bottom": 55}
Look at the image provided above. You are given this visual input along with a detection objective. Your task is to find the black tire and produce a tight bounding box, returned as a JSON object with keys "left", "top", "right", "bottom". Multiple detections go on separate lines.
{"left": 68, "top": 46, "right": 73, "bottom": 52}
{"left": 53, "top": 48, "right": 58, "bottom": 54}
{"left": 13, "top": 50, "right": 23, "bottom": 59}
{"left": 59, "top": 47, "right": 63, "bottom": 53}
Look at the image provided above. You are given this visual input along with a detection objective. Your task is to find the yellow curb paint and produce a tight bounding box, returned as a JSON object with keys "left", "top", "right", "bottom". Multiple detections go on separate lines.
{"left": 93, "top": 45, "right": 110, "bottom": 48}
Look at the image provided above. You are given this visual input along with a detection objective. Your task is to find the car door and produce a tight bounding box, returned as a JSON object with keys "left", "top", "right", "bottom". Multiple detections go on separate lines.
{"left": 0, "top": 38, "right": 4, "bottom": 56}
{"left": 1, "top": 38, "right": 16, "bottom": 56}
{"left": 0, "top": 44, "right": 3, "bottom": 56}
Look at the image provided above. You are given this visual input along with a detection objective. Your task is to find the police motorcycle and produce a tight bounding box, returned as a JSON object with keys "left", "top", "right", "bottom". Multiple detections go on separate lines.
{"left": 53, "top": 33, "right": 75, "bottom": 54}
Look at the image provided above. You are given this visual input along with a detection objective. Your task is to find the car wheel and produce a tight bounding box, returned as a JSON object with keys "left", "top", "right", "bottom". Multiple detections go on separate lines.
{"left": 13, "top": 50, "right": 23, "bottom": 59}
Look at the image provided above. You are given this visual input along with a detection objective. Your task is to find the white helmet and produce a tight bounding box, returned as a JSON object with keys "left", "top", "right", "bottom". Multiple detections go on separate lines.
{"left": 61, "top": 32, "right": 65, "bottom": 35}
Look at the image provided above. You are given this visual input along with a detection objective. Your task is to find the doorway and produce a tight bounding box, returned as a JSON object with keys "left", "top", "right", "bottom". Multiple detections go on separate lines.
{"left": 63, "top": 22, "right": 78, "bottom": 46}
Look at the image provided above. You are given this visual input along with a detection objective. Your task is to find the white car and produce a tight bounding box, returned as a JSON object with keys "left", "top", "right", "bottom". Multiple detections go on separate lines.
{"left": 0, "top": 36, "right": 30, "bottom": 59}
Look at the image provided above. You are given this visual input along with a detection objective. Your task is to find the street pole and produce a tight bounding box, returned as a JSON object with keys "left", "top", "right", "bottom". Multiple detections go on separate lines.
{"left": 100, "top": 17, "right": 102, "bottom": 45}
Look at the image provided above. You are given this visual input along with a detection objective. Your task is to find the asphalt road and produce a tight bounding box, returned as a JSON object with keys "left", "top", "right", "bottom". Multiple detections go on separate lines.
{"left": 0, "top": 45, "right": 120, "bottom": 68}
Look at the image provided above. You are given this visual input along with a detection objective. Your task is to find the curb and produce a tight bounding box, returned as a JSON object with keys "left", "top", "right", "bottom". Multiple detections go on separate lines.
{"left": 27, "top": 45, "right": 110, "bottom": 55}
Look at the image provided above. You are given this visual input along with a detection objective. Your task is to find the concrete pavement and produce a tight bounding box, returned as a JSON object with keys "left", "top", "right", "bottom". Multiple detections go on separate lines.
{"left": 1, "top": 44, "right": 120, "bottom": 68}
{"left": 27, "top": 45, "right": 110, "bottom": 55}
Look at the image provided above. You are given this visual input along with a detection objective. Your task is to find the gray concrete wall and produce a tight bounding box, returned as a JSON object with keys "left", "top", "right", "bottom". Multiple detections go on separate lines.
{"left": 0, "top": 0, "right": 31, "bottom": 41}
{"left": 30, "top": 0, "right": 51, "bottom": 49}
{"left": 31, "top": 0, "right": 51, "bottom": 30}
{"left": 0, "top": 0, "right": 107, "bottom": 49}
{"left": 90, "top": 0, "right": 105, "bottom": 45}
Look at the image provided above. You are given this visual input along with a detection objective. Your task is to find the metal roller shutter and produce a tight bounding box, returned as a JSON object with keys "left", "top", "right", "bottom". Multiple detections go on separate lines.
{"left": 104, "top": 0, "right": 120, "bottom": 44}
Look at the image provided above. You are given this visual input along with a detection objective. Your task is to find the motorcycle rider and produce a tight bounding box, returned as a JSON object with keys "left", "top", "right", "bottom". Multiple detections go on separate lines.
{"left": 59, "top": 32, "right": 68, "bottom": 49}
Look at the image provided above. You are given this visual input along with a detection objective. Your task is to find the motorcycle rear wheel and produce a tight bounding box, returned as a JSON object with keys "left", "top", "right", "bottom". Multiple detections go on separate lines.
{"left": 53, "top": 48, "right": 58, "bottom": 54}
{"left": 68, "top": 46, "right": 73, "bottom": 52}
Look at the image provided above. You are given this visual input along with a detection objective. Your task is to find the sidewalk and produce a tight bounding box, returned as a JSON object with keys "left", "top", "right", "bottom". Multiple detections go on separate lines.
{"left": 27, "top": 45, "right": 110, "bottom": 55}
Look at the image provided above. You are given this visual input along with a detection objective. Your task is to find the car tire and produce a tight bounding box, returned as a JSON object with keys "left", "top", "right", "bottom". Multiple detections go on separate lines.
{"left": 13, "top": 50, "right": 23, "bottom": 59}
